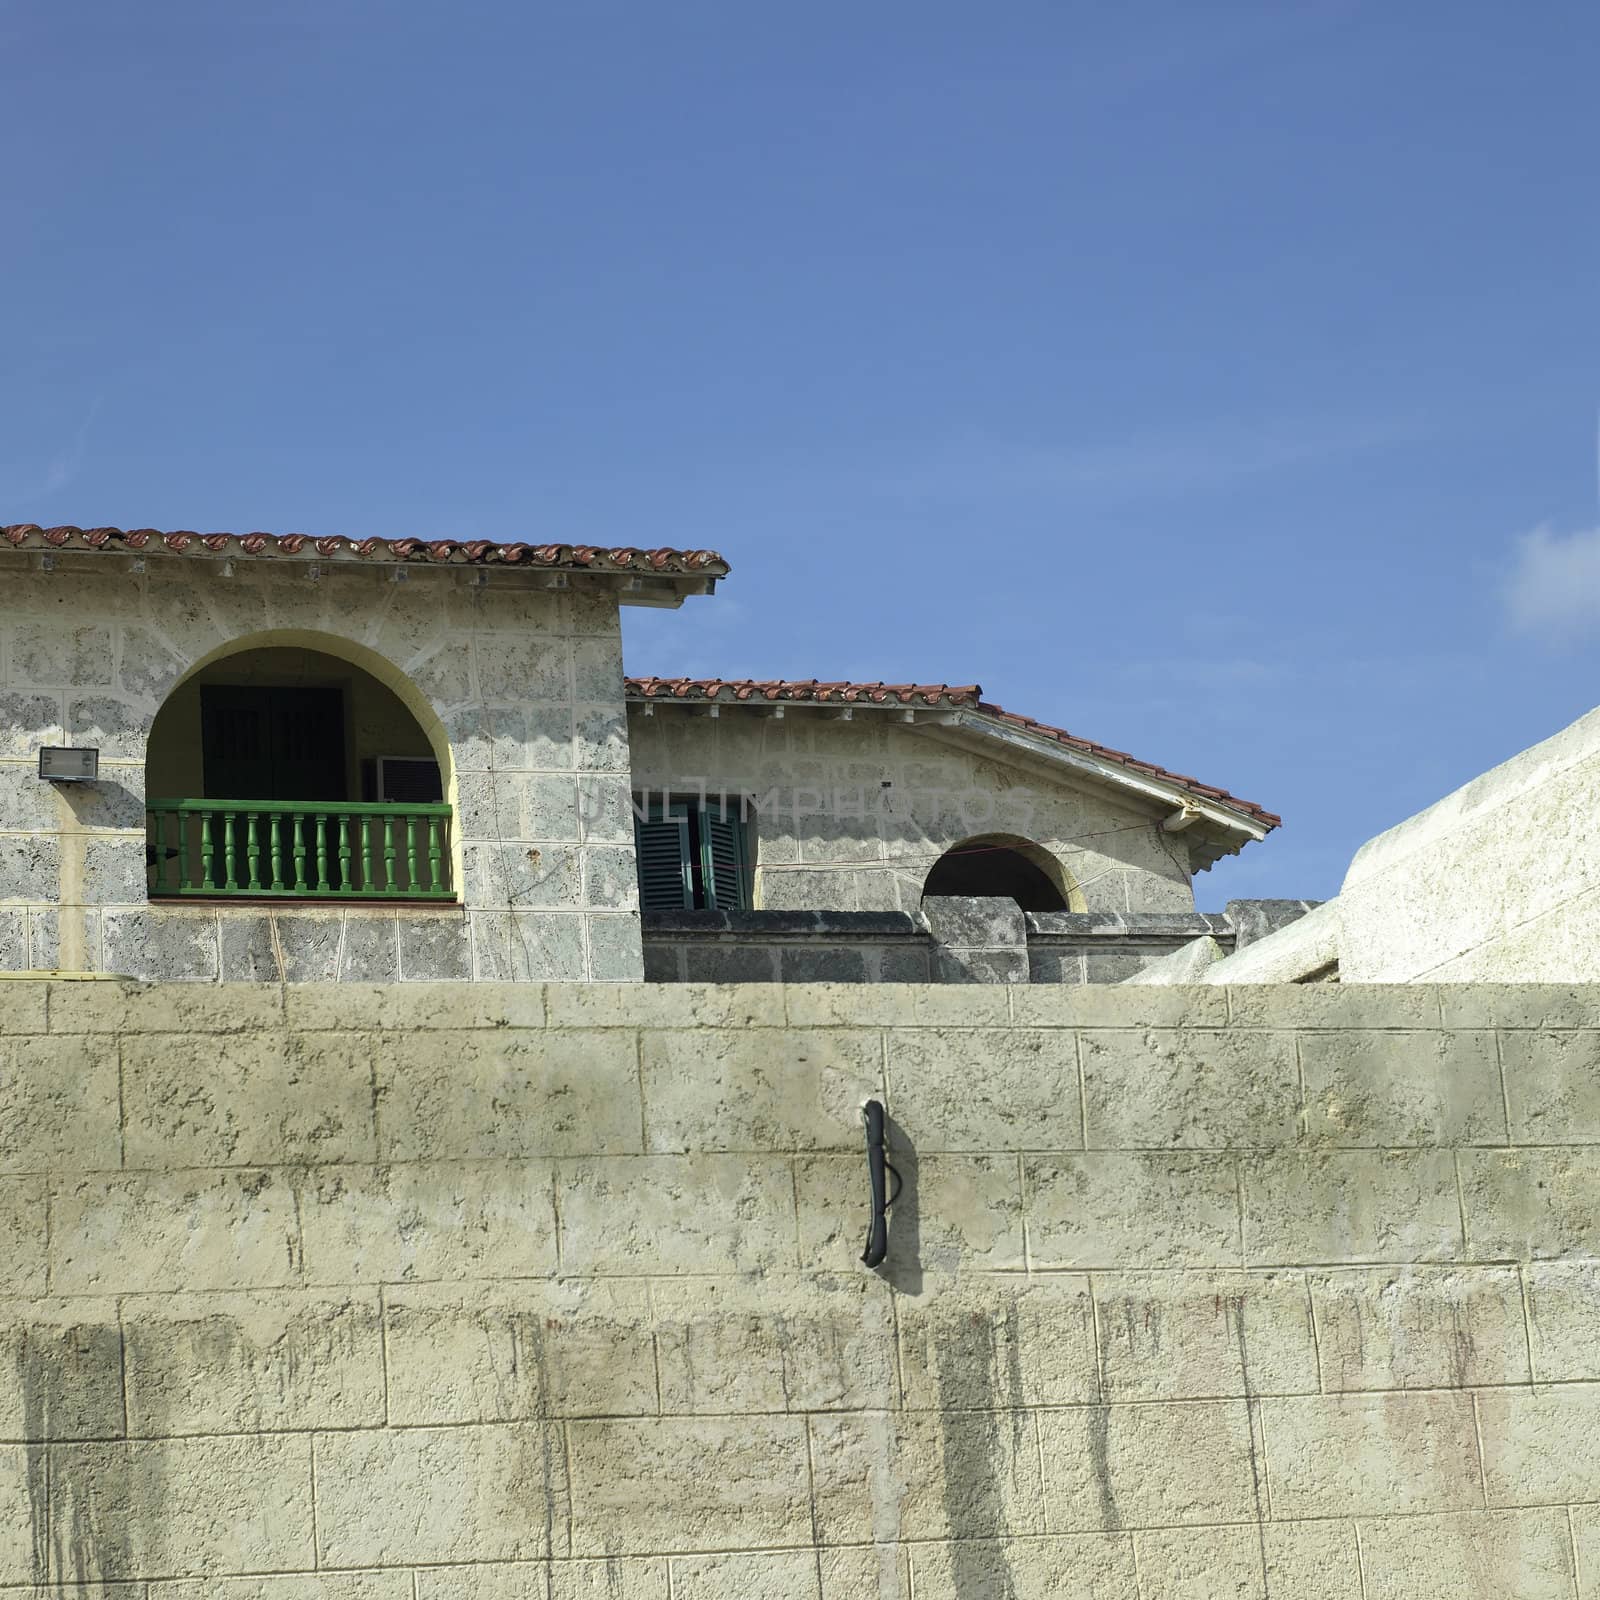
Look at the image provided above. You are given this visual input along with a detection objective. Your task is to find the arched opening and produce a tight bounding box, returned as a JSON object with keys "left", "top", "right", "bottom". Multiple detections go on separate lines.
{"left": 145, "top": 632, "right": 456, "bottom": 901}
{"left": 922, "top": 833, "right": 1075, "bottom": 912}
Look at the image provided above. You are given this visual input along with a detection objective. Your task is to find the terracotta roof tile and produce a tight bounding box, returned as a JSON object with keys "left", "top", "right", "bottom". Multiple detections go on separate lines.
{"left": 627, "top": 676, "right": 980, "bottom": 708}
{"left": 1, "top": 523, "right": 729, "bottom": 577}
{"left": 626, "top": 675, "right": 1280, "bottom": 829}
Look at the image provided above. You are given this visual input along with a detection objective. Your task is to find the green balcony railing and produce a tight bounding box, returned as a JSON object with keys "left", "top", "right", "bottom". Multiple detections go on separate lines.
{"left": 146, "top": 799, "right": 455, "bottom": 900}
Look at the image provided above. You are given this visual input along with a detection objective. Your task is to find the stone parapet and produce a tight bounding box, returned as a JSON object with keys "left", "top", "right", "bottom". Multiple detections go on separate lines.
{"left": 1, "top": 979, "right": 1597, "bottom": 1592}
{"left": 640, "top": 900, "right": 1314, "bottom": 984}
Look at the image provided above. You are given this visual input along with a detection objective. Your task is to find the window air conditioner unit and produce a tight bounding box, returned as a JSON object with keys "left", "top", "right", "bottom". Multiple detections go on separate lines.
{"left": 374, "top": 756, "right": 444, "bottom": 804}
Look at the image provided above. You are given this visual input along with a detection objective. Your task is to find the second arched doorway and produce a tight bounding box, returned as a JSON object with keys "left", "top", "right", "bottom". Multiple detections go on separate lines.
{"left": 921, "top": 833, "right": 1076, "bottom": 912}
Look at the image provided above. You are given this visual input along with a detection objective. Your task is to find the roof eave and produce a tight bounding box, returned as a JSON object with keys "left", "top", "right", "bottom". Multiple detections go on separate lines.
{"left": 617, "top": 575, "right": 719, "bottom": 608}
{"left": 950, "top": 709, "right": 1274, "bottom": 851}
{"left": 0, "top": 524, "right": 731, "bottom": 586}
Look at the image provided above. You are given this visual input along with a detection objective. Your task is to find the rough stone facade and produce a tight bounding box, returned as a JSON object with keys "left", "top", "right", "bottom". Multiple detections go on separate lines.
{"left": 626, "top": 705, "right": 1201, "bottom": 916}
{"left": 5, "top": 976, "right": 1600, "bottom": 1595}
{"left": 0, "top": 553, "right": 641, "bottom": 981}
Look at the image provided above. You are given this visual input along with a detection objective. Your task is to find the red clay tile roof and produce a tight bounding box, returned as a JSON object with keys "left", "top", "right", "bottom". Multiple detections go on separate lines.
{"left": 1, "top": 523, "right": 729, "bottom": 576}
{"left": 628, "top": 677, "right": 983, "bottom": 708}
{"left": 626, "top": 676, "right": 1280, "bottom": 830}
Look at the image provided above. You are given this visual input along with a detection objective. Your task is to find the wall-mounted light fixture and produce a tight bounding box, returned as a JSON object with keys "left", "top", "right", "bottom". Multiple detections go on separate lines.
{"left": 38, "top": 747, "right": 99, "bottom": 783}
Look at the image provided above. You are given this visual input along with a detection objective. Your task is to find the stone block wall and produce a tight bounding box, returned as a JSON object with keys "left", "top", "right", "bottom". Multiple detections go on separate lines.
{"left": 0, "top": 553, "right": 641, "bottom": 980}
{"left": 5, "top": 978, "right": 1600, "bottom": 1595}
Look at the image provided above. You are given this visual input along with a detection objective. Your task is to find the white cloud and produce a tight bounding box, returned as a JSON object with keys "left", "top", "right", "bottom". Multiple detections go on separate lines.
{"left": 1507, "top": 526, "right": 1600, "bottom": 638}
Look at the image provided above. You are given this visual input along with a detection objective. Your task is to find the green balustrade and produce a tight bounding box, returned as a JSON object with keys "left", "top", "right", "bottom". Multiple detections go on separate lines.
{"left": 145, "top": 799, "right": 455, "bottom": 900}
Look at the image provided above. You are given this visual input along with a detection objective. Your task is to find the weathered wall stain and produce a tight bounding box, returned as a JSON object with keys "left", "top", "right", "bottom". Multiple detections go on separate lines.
{"left": 1231, "top": 1295, "right": 1272, "bottom": 1597}
{"left": 17, "top": 1319, "right": 142, "bottom": 1589}
{"left": 934, "top": 1307, "right": 1019, "bottom": 1600}
{"left": 1084, "top": 1400, "right": 1120, "bottom": 1535}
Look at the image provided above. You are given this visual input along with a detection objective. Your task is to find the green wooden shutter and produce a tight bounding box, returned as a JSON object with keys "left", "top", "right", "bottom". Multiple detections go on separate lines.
{"left": 700, "top": 807, "right": 748, "bottom": 911}
{"left": 635, "top": 805, "right": 693, "bottom": 910}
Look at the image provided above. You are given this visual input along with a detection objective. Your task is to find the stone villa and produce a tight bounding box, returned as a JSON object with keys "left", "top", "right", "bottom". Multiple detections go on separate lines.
{"left": 6, "top": 522, "right": 1600, "bottom": 1596}
{"left": 0, "top": 520, "right": 1289, "bottom": 984}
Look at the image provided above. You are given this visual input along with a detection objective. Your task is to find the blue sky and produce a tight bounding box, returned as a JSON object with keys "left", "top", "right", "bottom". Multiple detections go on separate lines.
{"left": 7, "top": 2, "right": 1600, "bottom": 903}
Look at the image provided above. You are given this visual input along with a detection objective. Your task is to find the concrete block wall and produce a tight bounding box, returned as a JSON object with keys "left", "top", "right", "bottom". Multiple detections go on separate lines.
{"left": 0, "top": 553, "right": 641, "bottom": 980}
{"left": 5, "top": 979, "right": 1600, "bottom": 1594}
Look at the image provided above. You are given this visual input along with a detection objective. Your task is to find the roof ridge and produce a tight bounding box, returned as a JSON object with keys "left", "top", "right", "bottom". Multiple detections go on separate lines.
{"left": 626, "top": 675, "right": 980, "bottom": 705}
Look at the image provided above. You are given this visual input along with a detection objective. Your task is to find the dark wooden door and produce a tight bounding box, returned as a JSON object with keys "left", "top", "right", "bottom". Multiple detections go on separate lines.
{"left": 201, "top": 686, "right": 347, "bottom": 801}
